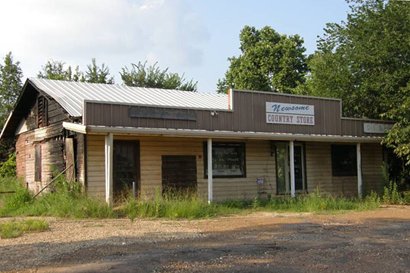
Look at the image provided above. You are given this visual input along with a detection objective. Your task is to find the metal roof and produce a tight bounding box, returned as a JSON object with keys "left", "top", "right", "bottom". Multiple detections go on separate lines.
{"left": 29, "top": 78, "right": 229, "bottom": 117}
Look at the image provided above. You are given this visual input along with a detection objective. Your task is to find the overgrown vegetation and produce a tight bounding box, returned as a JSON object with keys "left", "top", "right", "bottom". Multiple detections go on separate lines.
{"left": 122, "top": 191, "right": 237, "bottom": 221}
{"left": 0, "top": 219, "right": 49, "bottom": 239}
{"left": 0, "top": 176, "right": 114, "bottom": 218}
{"left": 0, "top": 176, "right": 407, "bottom": 223}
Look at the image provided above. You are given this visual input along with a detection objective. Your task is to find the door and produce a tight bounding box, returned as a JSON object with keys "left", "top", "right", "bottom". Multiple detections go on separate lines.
{"left": 162, "top": 155, "right": 197, "bottom": 194}
{"left": 275, "top": 142, "right": 306, "bottom": 194}
{"left": 113, "top": 140, "right": 140, "bottom": 199}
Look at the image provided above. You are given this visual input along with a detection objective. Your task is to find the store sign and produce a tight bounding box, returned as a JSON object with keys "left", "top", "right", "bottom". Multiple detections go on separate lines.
{"left": 266, "top": 102, "right": 315, "bottom": 125}
{"left": 363, "top": 122, "right": 393, "bottom": 134}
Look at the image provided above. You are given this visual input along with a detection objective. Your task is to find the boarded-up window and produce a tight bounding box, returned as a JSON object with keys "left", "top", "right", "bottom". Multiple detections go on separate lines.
{"left": 34, "top": 144, "right": 42, "bottom": 181}
{"left": 331, "top": 145, "right": 357, "bottom": 176}
{"left": 162, "top": 155, "right": 197, "bottom": 193}
{"left": 37, "top": 96, "right": 48, "bottom": 127}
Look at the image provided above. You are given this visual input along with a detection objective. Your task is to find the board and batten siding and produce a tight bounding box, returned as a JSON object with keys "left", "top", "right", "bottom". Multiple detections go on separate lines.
{"left": 86, "top": 135, "right": 275, "bottom": 200}
{"left": 306, "top": 143, "right": 384, "bottom": 196}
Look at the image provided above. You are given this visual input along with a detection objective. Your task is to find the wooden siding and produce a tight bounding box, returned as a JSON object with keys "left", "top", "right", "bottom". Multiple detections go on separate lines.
{"left": 362, "top": 144, "right": 384, "bottom": 194}
{"left": 341, "top": 118, "right": 393, "bottom": 137}
{"left": 306, "top": 142, "right": 384, "bottom": 196}
{"left": 86, "top": 135, "right": 106, "bottom": 198}
{"left": 76, "top": 133, "right": 86, "bottom": 186}
{"left": 85, "top": 135, "right": 275, "bottom": 201}
{"left": 84, "top": 92, "right": 393, "bottom": 138}
{"left": 84, "top": 92, "right": 344, "bottom": 135}
{"left": 14, "top": 93, "right": 70, "bottom": 193}
{"left": 306, "top": 143, "right": 357, "bottom": 196}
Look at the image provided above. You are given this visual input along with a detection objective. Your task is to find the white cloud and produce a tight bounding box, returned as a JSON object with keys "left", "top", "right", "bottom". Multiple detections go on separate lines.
{"left": 0, "top": 0, "right": 209, "bottom": 79}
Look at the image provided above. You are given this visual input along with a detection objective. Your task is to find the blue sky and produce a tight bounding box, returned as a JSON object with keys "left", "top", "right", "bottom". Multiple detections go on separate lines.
{"left": 0, "top": 0, "right": 350, "bottom": 92}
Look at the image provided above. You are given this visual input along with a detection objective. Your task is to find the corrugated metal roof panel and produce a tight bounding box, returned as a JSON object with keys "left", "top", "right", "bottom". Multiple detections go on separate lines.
{"left": 29, "top": 78, "right": 229, "bottom": 117}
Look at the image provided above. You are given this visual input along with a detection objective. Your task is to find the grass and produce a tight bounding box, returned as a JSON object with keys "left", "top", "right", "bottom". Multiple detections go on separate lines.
{"left": 221, "top": 191, "right": 381, "bottom": 213}
{"left": 0, "top": 219, "right": 49, "bottom": 239}
{"left": 0, "top": 176, "right": 405, "bottom": 222}
{"left": 0, "top": 176, "right": 114, "bottom": 218}
{"left": 122, "top": 191, "right": 239, "bottom": 221}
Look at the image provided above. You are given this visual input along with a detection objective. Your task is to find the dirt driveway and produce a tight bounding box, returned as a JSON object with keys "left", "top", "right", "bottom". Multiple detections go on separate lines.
{"left": 1, "top": 206, "right": 409, "bottom": 273}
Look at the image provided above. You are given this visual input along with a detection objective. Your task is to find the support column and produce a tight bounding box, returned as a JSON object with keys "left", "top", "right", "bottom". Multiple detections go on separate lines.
{"left": 105, "top": 133, "right": 113, "bottom": 206}
{"left": 357, "top": 143, "right": 363, "bottom": 199}
{"left": 289, "top": 141, "right": 296, "bottom": 198}
{"left": 207, "top": 138, "right": 213, "bottom": 203}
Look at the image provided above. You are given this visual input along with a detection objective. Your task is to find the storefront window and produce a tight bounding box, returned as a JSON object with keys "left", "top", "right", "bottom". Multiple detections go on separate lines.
{"left": 204, "top": 142, "right": 246, "bottom": 178}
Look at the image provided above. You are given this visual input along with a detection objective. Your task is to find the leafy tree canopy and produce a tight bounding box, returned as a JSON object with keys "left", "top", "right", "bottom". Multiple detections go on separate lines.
{"left": 38, "top": 60, "right": 83, "bottom": 82}
{"left": 0, "top": 52, "right": 23, "bottom": 162}
{"left": 217, "top": 25, "right": 308, "bottom": 94}
{"left": 120, "top": 61, "right": 197, "bottom": 91}
{"left": 307, "top": 0, "right": 410, "bottom": 167}
{"left": 0, "top": 52, "right": 23, "bottom": 129}
{"left": 84, "top": 58, "right": 114, "bottom": 84}
{"left": 307, "top": 0, "right": 410, "bottom": 119}
{"left": 38, "top": 59, "right": 114, "bottom": 84}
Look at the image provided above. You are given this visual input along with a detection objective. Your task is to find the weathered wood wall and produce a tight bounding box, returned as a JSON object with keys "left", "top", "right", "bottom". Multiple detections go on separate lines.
{"left": 14, "top": 94, "right": 70, "bottom": 193}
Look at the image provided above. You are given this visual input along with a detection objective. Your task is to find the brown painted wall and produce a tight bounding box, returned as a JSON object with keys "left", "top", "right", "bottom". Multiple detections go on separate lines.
{"left": 84, "top": 91, "right": 391, "bottom": 137}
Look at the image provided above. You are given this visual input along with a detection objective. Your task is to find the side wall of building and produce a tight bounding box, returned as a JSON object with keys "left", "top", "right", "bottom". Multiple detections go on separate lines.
{"left": 15, "top": 96, "right": 72, "bottom": 192}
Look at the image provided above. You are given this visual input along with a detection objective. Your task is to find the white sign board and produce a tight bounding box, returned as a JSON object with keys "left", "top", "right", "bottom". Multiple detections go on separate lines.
{"left": 363, "top": 123, "right": 393, "bottom": 134}
{"left": 266, "top": 102, "right": 315, "bottom": 126}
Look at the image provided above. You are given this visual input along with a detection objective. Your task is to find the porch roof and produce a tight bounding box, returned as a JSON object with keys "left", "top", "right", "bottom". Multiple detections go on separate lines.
{"left": 63, "top": 122, "right": 383, "bottom": 143}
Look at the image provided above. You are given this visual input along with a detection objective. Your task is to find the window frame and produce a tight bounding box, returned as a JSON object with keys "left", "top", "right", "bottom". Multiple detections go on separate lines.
{"left": 331, "top": 145, "right": 357, "bottom": 177}
{"left": 203, "top": 142, "right": 246, "bottom": 178}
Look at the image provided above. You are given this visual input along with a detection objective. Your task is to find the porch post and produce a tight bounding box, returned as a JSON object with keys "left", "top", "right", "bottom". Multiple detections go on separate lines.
{"left": 357, "top": 143, "right": 363, "bottom": 199}
{"left": 207, "top": 138, "right": 213, "bottom": 203}
{"left": 289, "top": 140, "right": 296, "bottom": 198}
{"left": 105, "top": 133, "right": 114, "bottom": 206}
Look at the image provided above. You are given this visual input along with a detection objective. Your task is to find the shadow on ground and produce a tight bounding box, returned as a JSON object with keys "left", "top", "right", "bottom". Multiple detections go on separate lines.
{"left": 1, "top": 218, "right": 409, "bottom": 273}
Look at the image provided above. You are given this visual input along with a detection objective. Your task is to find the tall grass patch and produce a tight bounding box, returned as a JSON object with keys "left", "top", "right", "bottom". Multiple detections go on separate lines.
{"left": 0, "top": 219, "right": 49, "bottom": 239}
{"left": 221, "top": 191, "right": 380, "bottom": 212}
{"left": 0, "top": 176, "right": 114, "bottom": 218}
{"left": 123, "top": 191, "right": 238, "bottom": 220}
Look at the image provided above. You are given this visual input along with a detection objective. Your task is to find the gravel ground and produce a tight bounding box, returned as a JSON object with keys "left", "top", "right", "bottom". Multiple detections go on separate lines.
{"left": 1, "top": 206, "right": 409, "bottom": 273}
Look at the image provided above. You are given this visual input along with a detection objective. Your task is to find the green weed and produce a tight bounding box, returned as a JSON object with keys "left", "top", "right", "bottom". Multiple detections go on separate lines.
{"left": 0, "top": 219, "right": 49, "bottom": 239}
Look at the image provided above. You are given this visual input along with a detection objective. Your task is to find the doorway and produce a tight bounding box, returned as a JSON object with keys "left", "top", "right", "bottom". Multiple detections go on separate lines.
{"left": 162, "top": 155, "right": 197, "bottom": 194}
{"left": 113, "top": 140, "right": 140, "bottom": 199}
{"left": 274, "top": 142, "right": 306, "bottom": 195}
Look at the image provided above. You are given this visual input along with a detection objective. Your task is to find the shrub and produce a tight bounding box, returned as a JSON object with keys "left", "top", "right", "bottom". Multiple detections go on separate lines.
{"left": 0, "top": 153, "right": 16, "bottom": 178}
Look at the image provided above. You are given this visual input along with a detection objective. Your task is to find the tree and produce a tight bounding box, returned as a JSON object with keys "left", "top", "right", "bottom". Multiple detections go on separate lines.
{"left": 0, "top": 52, "right": 23, "bottom": 129}
{"left": 307, "top": 0, "right": 410, "bottom": 184}
{"left": 0, "top": 52, "right": 23, "bottom": 163}
{"left": 217, "top": 26, "right": 308, "bottom": 94}
{"left": 38, "top": 60, "right": 83, "bottom": 82}
{"left": 307, "top": 0, "right": 410, "bottom": 119}
{"left": 84, "top": 58, "right": 114, "bottom": 84}
{"left": 383, "top": 83, "right": 410, "bottom": 166}
{"left": 120, "top": 61, "right": 197, "bottom": 91}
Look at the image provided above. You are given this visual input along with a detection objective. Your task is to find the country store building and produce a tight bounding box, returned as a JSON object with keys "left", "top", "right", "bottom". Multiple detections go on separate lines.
{"left": 0, "top": 78, "right": 393, "bottom": 204}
